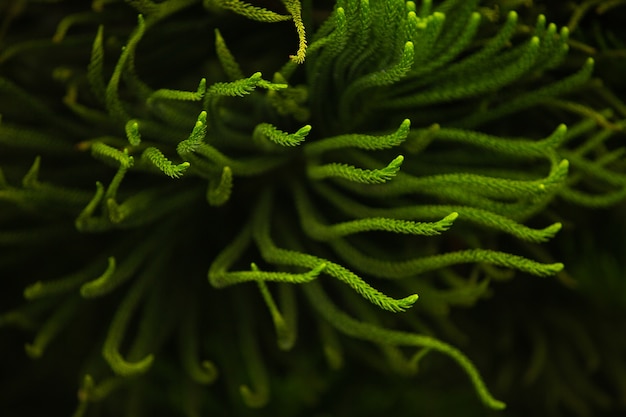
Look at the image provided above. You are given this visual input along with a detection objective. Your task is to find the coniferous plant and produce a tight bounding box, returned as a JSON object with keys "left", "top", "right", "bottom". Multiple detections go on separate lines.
{"left": 1, "top": 0, "right": 625, "bottom": 416}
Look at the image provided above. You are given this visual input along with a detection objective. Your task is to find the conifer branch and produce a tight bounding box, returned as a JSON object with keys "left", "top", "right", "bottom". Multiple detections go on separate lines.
{"left": 293, "top": 180, "right": 458, "bottom": 240}
{"left": 308, "top": 155, "right": 404, "bottom": 184}
{"left": 206, "top": 0, "right": 291, "bottom": 22}
{"left": 310, "top": 181, "right": 563, "bottom": 242}
{"left": 105, "top": 15, "right": 146, "bottom": 122}
{"left": 332, "top": 239, "right": 564, "bottom": 279}
{"left": 253, "top": 190, "right": 418, "bottom": 313}
{"left": 253, "top": 265, "right": 297, "bottom": 350}
{"left": 283, "top": 0, "right": 307, "bottom": 63}
{"left": 304, "top": 119, "right": 410, "bottom": 156}
{"left": 253, "top": 123, "right": 311, "bottom": 148}
{"left": 303, "top": 281, "right": 506, "bottom": 410}
{"left": 140, "top": 147, "right": 190, "bottom": 178}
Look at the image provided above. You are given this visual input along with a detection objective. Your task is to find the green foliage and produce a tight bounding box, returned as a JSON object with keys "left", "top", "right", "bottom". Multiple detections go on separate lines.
{"left": 1, "top": 0, "right": 625, "bottom": 416}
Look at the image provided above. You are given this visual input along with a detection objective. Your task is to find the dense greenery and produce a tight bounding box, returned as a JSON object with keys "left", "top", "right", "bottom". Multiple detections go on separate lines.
{"left": 1, "top": 0, "right": 625, "bottom": 415}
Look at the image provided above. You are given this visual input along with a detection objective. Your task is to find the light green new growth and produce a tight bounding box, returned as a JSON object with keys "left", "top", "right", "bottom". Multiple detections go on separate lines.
{"left": 283, "top": 0, "right": 307, "bottom": 63}
{"left": 312, "top": 181, "right": 563, "bottom": 243}
{"left": 252, "top": 190, "right": 419, "bottom": 313}
{"left": 176, "top": 111, "right": 208, "bottom": 155}
{"left": 331, "top": 240, "right": 564, "bottom": 279}
{"left": 293, "top": 179, "right": 459, "bottom": 240}
{"left": 308, "top": 155, "right": 405, "bottom": 184}
{"left": 253, "top": 123, "right": 311, "bottom": 148}
{"left": 90, "top": 143, "right": 134, "bottom": 168}
{"left": 125, "top": 120, "right": 142, "bottom": 146}
{"left": 304, "top": 119, "right": 411, "bottom": 155}
{"left": 140, "top": 147, "right": 190, "bottom": 178}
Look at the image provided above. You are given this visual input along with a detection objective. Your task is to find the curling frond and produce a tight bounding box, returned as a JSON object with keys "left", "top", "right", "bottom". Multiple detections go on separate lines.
{"left": 308, "top": 155, "right": 405, "bottom": 184}
{"left": 140, "top": 147, "right": 190, "bottom": 178}
{"left": 253, "top": 123, "right": 311, "bottom": 148}
{"left": 304, "top": 119, "right": 411, "bottom": 156}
